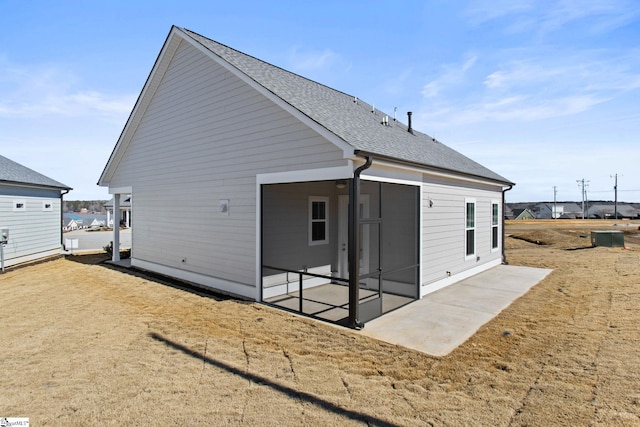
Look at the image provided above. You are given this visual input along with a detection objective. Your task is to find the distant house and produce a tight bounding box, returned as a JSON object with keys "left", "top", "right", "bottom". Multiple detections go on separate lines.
{"left": 0, "top": 155, "right": 72, "bottom": 267}
{"left": 512, "top": 208, "right": 536, "bottom": 220}
{"left": 98, "top": 26, "right": 514, "bottom": 328}
{"left": 588, "top": 204, "right": 640, "bottom": 219}
{"left": 105, "top": 195, "right": 131, "bottom": 228}
{"left": 536, "top": 203, "right": 561, "bottom": 219}
{"left": 89, "top": 218, "right": 105, "bottom": 227}
{"left": 64, "top": 217, "right": 82, "bottom": 231}
{"left": 534, "top": 202, "right": 586, "bottom": 219}
{"left": 63, "top": 212, "right": 108, "bottom": 230}
{"left": 559, "top": 203, "right": 583, "bottom": 219}
{"left": 503, "top": 204, "right": 514, "bottom": 220}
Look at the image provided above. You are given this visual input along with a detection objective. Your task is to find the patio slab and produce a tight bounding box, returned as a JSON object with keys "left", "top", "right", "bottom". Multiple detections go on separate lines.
{"left": 359, "top": 265, "right": 552, "bottom": 357}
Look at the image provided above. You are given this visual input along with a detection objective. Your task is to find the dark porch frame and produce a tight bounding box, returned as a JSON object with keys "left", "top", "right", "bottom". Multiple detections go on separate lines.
{"left": 260, "top": 157, "right": 420, "bottom": 329}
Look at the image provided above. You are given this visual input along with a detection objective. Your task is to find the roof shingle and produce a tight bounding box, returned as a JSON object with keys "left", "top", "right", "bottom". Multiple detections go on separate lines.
{"left": 182, "top": 28, "right": 512, "bottom": 185}
{"left": 0, "top": 155, "right": 71, "bottom": 190}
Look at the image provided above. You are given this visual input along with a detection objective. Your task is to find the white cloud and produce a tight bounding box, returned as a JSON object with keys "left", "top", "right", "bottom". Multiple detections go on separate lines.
{"left": 465, "top": 0, "right": 535, "bottom": 25}
{"left": 421, "top": 54, "right": 477, "bottom": 98}
{"left": 466, "top": 0, "right": 640, "bottom": 35}
{"left": 418, "top": 46, "right": 640, "bottom": 129}
{"left": 420, "top": 94, "right": 606, "bottom": 126}
{"left": 0, "top": 60, "right": 136, "bottom": 121}
{"left": 483, "top": 50, "right": 640, "bottom": 93}
{"left": 287, "top": 47, "right": 337, "bottom": 72}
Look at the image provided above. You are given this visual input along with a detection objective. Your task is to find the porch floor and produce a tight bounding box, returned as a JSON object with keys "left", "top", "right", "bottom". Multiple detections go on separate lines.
{"left": 264, "top": 284, "right": 414, "bottom": 323}
{"left": 359, "top": 264, "right": 552, "bottom": 356}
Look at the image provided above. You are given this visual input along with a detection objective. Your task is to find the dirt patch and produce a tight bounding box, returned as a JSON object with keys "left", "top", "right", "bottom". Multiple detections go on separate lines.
{"left": 1, "top": 220, "right": 639, "bottom": 425}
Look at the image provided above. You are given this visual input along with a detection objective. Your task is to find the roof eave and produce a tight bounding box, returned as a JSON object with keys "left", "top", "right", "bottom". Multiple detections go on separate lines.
{"left": 354, "top": 150, "right": 515, "bottom": 187}
{"left": 0, "top": 179, "right": 72, "bottom": 192}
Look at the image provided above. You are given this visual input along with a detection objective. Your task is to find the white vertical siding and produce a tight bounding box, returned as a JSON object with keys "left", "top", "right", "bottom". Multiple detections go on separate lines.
{"left": 421, "top": 175, "right": 503, "bottom": 291}
{"left": 0, "top": 194, "right": 62, "bottom": 266}
{"left": 108, "top": 40, "right": 347, "bottom": 294}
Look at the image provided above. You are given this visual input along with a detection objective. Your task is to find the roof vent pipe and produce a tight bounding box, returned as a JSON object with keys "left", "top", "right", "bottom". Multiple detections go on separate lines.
{"left": 407, "top": 111, "right": 414, "bottom": 134}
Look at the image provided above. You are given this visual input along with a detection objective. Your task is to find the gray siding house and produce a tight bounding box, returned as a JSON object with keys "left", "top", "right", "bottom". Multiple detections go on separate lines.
{"left": 0, "top": 155, "right": 71, "bottom": 267}
{"left": 99, "top": 26, "right": 514, "bottom": 327}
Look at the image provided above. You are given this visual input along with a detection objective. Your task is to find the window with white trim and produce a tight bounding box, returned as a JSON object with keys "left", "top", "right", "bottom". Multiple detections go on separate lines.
{"left": 465, "top": 199, "right": 476, "bottom": 257}
{"left": 309, "top": 197, "right": 329, "bottom": 245}
{"left": 13, "top": 200, "right": 26, "bottom": 212}
{"left": 491, "top": 201, "right": 499, "bottom": 250}
{"left": 43, "top": 201, "right": 53, "bottom": 212}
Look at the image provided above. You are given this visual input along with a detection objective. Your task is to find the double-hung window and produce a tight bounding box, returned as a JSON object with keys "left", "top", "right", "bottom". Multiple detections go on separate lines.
{"left": 309, "top": 197, "right": 329, "bottom": 245}
{"left": 465, "top": 199, "right": 476, "bottom": 258}
{"left": 491, "top": 201, "right": 499, "bottom": 250}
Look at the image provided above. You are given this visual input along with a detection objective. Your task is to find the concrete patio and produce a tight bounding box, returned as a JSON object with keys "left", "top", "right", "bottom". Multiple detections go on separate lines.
{"left": 359, "top": 264, "right": 552, "bottom": 356}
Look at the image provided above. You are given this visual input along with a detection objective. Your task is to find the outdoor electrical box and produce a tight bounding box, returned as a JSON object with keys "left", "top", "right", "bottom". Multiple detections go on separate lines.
{"left": 1, "top": 227, "right": 7, "bottom": 272}
{"left": 591, "top": 230, "right": 624, "bottom": 247}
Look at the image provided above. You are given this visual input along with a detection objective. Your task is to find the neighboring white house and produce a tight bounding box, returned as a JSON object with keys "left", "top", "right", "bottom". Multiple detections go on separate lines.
{"left": 105, "top": 195, "right": 131, "bottom": 228}
{"left": 98, "top": 26, "right": 514, "bottom": 328}
{"left": 64, "top": 217, "right": 81, "bottom": 231}
{"left": 89, "top": 218, "right": 105, "bottom": 227}
{"left": 0, "top": 155, "right": 72, "bottom": 268}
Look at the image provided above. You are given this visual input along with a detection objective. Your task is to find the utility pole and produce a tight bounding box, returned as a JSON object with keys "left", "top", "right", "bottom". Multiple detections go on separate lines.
{"left": 576, "top": 179, "right": 589, "bottom": 219}
{"left": 553, "top": 186, "right": 558, "bottom": 219}
{"left": 611, "top": 174, "right": 619, "bottom": 220}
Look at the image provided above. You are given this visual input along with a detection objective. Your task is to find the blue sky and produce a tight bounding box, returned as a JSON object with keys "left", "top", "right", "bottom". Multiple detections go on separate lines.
{"left": 1, "top": 0, "right": 638, "bottom": 202}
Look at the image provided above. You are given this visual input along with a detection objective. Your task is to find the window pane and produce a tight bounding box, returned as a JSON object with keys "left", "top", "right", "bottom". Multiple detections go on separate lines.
{"left": 492, "top": 204, "right": 499, "bottom": 225}
{"left": 466, "top": 203, "right": 475, "bottom": 228}
{"left": 466, "top": 229, "right": 475, "bottom": 255}
{"left": 312, "top": 222, "right": 326, "bottom": 241}
{"left": 492, "top": 226, "right": 499, "bottom": 249}
{"left": 312, "top": 201, "right": 325, "bottom": 220}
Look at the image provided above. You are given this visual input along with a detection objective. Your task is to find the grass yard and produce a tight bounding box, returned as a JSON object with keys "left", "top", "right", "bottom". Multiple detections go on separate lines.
{"left": 1, "top": 220, "right": 639, "bottom": 425}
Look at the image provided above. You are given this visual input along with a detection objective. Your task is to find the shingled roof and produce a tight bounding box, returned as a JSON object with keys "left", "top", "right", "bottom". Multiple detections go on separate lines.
{"left": 181, "top": 27, "right": 512, "bottom": 185}
{"left": 0, "top": 155, "right": 71, "bottom": 190}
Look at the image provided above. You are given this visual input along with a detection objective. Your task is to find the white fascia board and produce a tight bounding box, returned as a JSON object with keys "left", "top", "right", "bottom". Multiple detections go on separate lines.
{"left": 99, "top": 27, "right": 184, "bottom": 186}
{"left": 0, "top": 181, "right": 69, "bottom": 192}
{"left": 256, "top": 164, "right": 354, "bottom": 185}
{"left": 175, "top": 27, "right": 355, "bottom": 160}
{"left": 109, "top": 186, "right": 132, "bottom": 195}
{"left": 358, "top": 157, "right": 508, "bottom": 189}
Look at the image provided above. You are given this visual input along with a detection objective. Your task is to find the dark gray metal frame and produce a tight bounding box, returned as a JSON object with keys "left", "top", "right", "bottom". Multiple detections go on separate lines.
{"left": 260, "top": 156, "right": 420, "bottom": 329}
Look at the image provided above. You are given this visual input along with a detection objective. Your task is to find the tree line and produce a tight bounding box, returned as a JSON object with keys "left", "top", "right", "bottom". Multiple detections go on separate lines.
{"left": 63, "top": 200, "right": 108, "bottom": 213}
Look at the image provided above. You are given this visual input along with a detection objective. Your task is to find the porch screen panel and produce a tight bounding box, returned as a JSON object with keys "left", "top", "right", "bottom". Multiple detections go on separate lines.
{"left": 380, "top": 182, "right": 419, "bottom": 298}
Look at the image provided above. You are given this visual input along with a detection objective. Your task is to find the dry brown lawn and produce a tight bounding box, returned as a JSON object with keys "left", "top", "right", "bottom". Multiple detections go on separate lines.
{"left": 1, "top": 220, "right": 639, "bottom": 426}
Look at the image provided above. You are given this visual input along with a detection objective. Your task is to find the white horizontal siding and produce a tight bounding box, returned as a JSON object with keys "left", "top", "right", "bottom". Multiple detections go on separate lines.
{"left": 109, "top": 40, "right": 347, "bottom": 290}
{"left": 0, "top": 195, "right": 61, "bottom": 266}
{"left": 421, "top": 176, "right": 503, "bottom": 290}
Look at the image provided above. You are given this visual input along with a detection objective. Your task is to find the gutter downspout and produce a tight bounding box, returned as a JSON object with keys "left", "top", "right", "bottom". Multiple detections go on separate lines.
{"left": 348, "top": 156, "right": 372, "bottom": 330}
{"left": 60, "top": 188, "right": 71, "bottom": 250}
{"left": 502, "top": 184, "right": 513, "bottom": 265}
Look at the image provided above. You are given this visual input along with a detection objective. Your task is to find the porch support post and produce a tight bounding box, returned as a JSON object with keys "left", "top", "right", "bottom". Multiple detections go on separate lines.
{"left": 348, "top": 156, "right": 372, "bottom": 329}
{"left": 502, "top": 185, "right": 513, "bottom": 265}
{"left": 112, "top": 193, "right": 121, "bottom": 262}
